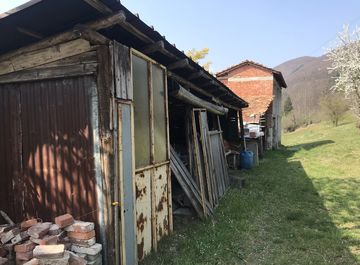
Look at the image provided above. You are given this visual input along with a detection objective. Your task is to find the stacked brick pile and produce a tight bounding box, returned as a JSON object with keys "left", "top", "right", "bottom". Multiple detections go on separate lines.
{"left": 0, "top": 214, "right": 102, "bottom": 265}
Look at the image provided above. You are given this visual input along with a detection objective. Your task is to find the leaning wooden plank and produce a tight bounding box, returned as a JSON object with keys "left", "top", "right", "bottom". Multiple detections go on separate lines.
{"left": 170, "top": 148, "right": 203, "bottom": 203}
{"left": 0, "top": 211, "right": 14, "bottom": 225}
{"left": 191, "top": 111, "right": 207, "bottom": 216}
{"left": 0, "top": 39, "right": 92, "bottom": 76}
{"left": 170, "top": 148, "right": 213, "bottom": 216}
{"left": 170, "top": 159, "right": 204, "bottom": 217}
{"left": 198, "top": 111, "right": 214, "bottom": 206}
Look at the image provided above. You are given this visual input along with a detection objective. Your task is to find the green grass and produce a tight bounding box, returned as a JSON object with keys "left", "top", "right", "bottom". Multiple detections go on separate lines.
{"left": 142, "top": 115, "right": 360, "bottom": 265}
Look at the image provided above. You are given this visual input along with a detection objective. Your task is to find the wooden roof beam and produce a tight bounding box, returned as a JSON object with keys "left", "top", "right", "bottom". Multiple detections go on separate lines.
{"left": 188, "top": 70, "right": 209, "bottom": 80}
{"left": 86, "top": 11, "right": 126, "bottom": 31}
{"left": 198, "top": 79, "right": 217, "bottom": 87}
{"left": 141, "top": 41, "right": 164, "bottom": 54}
{"left": 168, "top": 71, "right": 240, "bottom": 110}
{"left": 168, "top": 58, "right": 190, "bottom": 70}
{"left": 83, "top": 0, "right": 113, "bottom": 15}
{"left": 17, "top": 27, "right": 44, "bottom": 40}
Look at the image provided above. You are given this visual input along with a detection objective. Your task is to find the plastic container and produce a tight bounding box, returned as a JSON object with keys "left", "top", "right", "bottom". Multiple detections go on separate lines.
{"left": 240, "top": 151, "right": 254, "bottom": 169}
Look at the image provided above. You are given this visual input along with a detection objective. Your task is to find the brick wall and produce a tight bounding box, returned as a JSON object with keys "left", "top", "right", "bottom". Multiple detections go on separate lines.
{"left": 220, "top": 65, "right": 274, "bottom": 99}
{"left": 217, "top": 64, "right": 283, "bottom": 150}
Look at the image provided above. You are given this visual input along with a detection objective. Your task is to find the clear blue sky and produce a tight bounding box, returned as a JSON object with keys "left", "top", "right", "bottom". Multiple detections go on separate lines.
{"left": 1, "top": 1, "right": 360, "bottom": 72}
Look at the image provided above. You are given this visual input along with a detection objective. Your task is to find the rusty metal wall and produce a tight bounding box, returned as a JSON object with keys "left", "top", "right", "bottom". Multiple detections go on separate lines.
{"left": 154, "top": 164, "right": 169, "bottom": 240}
{"left": 0, "top": 76, "right": 98, "bottom": 224}
{"left": 135, "top": 170, "right": 152, "bottom": 261}
{"left": 135, "top": 163, "right": 170, "bottom": 261}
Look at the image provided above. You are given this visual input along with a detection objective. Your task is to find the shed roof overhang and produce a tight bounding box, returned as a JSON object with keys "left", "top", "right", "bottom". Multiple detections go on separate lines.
{"left": 0, "top": 0, "right": 248, "bottom": 110}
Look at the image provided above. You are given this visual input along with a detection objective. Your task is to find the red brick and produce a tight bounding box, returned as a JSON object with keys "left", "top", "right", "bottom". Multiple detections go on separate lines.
{"left": 20, "top": 219, "right": 38, "bottom": 230}
{"left": 68, "top": 230, "right": 95, "bottom": 240}
{"left": 55, "top": 214, "right": 74, "bottom": 228}
{"left": 16, "top": 250, "right": 33, "bottom": 261}
{"left": 15, "top": 241, "right": 36, "bottom": 253}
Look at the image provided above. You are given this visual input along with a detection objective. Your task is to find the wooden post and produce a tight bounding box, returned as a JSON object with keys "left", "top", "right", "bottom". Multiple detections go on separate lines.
{"left": 239, "top": 109, "right": 246, "bottom": 152}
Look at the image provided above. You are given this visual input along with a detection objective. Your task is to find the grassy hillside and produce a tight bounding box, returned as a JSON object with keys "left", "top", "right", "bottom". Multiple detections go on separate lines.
{"left": 141, "top": 116, "right": 360, "bottom": 265}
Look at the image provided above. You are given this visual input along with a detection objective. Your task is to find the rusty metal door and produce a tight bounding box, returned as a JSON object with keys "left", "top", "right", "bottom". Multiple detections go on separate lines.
{"left": 0, "top": 77, "right": 98, "bottom": 224}
{"left": 117, "top": 102, "right": 137, "bottom": 265}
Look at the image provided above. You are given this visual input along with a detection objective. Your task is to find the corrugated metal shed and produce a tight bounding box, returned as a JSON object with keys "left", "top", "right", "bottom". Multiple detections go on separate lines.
{"left": 0, "top": 76, "right": 98, "bottom": 224}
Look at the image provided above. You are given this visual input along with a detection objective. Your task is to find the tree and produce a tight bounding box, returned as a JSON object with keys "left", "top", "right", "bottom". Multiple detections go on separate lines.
{"left": 328, "top": 25, "right": 360, "bottom": 126}
{"left": 319, "top": 93, "right": 348, "bottom": 126}
{"left": 283, "top": 96, "right": 294, "bottom": 116}
{"left": 186, "top": 48, "right": 212, "bottom": 71}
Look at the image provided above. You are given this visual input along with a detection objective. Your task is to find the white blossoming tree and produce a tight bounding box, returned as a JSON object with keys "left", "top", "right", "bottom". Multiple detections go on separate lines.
{"left": 328, "top": 25, "right": 360, "bottom": 127}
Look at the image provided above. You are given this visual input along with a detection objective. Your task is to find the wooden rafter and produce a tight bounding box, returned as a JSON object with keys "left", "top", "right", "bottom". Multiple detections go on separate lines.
{"left": 17, "top": 27, "right": 44, "bottom": 39}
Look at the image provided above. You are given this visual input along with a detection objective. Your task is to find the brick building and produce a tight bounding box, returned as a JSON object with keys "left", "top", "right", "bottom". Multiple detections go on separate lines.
{"left": 216, "top": 61, "right": 287, "bottom": 149}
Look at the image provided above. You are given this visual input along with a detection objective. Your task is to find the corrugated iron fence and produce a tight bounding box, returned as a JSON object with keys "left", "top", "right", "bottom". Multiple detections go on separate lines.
{"left": 0, "top": 76, "right": 98, "bottom": 224}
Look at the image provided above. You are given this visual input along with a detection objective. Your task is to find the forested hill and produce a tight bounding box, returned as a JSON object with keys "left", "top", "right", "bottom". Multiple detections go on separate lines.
{"left": 275, "top": 55, "right": 335, "bottom": 123}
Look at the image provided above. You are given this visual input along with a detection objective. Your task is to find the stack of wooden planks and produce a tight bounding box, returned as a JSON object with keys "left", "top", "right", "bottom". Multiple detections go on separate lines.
{"left": 170, "top": 108, "right": 230, "bottom": 218}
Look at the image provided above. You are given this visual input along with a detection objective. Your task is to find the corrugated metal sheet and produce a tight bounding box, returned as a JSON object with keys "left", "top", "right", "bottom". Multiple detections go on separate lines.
{"left": 0, "top": 76, "right": 98, "bottom": 224}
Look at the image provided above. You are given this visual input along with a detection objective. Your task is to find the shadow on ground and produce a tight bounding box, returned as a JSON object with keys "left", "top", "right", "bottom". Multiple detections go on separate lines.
{"left": 141, "top": 140, "right": 359, "bottom": 265}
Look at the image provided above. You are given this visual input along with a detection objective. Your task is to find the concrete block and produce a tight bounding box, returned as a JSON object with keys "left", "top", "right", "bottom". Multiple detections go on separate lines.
{"left": 15, "top": 241, "right": 36, "bottom": 253}
{"left": 27, "top": 223, "right": 51, "bottom": 239}
{"left": 16, "top": 250, "right": 33, "bottom": 261}
{"left": 1, "top": 227, "right": 20, "bottom": 244}
{"left": 65, "top": 221, "right": 94, "bottom": 233}
{"left": 37, "top": 251, "right": 69, "bottom": 265}
{"left": 20, "top": 219, "right": 38, "bottom": 230}
{"left": 48, "top": 225, "right": 61, "bottom": 236}
{"left": 71, "top": 243, "right": 102, "bottom": 256}
{"left": 0, "top": 225, "right": 10, "bottom": 234}
{"left": 70, "top": 237, "right": 96, "bottom": 247}
{"left": 55, "top": 214, "right": 74, "bottom": 229}
{"left": 68, "top": 230, "right": 95, "bottom": 240}
{"left": 30, "top": 235, "right": 58, "bottom": 245}
{"left": 58, "top": 237, "right": 71, "bottom": 250}
{"left": 83, "top": 253, "right": 101, "bottom": 262}
{"left": 87, "top": 255, "right": 102, "bottom": 265}
{"left": 67, "top": 251, "right": 86, "bottom": 265}
{"left": 33, "top": 245, "right": 64, "bottom": 259}
{"left": 23, "top": 258, "right": 39, "bottom": 265}
{"left": 11, "top": 231, "right": 30, "bottom": 244}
